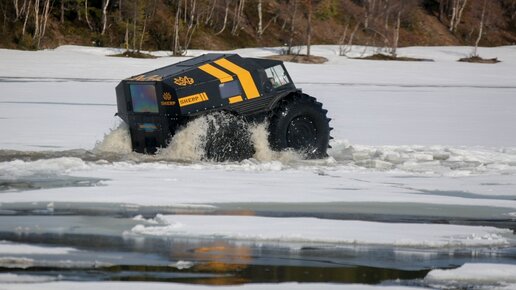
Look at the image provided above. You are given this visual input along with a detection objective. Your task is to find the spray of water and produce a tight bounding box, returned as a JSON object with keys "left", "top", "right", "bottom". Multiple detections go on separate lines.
{"left": 93, "top": 114, "right": 302, "bottom": 163}
{"left": 249, "top": 123, "right": 302, "bottom": 163}
{"left": 93, "top": 123, "right": 132, "bottom": 154}
{"left": 157, "top": 116, "right": 209, "bottom": 161}
{"left": 89, "top": 116, "right": 516, "bottom": 175}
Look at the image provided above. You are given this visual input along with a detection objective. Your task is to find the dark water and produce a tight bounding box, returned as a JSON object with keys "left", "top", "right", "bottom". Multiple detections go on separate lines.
{"left": 0, "top": 231, "right": 431, "bottom": 285}
{"left": 1, "top": 217, "right": 515, "bottom": 287}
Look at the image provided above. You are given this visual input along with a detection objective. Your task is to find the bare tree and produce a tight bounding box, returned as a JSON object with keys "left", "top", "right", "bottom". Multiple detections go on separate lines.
{"left": 204, "top": 0, "right": 216, "bottom": 25}
{"left": 287, "top": 0, "right": 298, "bottom": 54}
{"left": 22, "top": 0, "right": 32, "bottom": 35}
{"left": 60, "top": 0, "right": 64, "bottom": 23}
{"left": 305, "top": 0, "right": 312, "bottom": 56}
{"left": 472, "top": 0, "right": 487, "bottom": 57}
{"left": 449, "top": 0, "right": 468, "bottom": 32}
{"left": 339, "top": 22, "right": 360, "bottom": 56}
{"left": 36, "top": 0, "right": 51, "bottom": 48}
{"left": 215, "top": 0, "right": 229, "bottom": 35}
{"left": 33, "top": 0, "right": 40, "bottom": 39}
{"left": 183, "top": 0, "right": 197, "bottom": 54}
{"left": 231, "top": 0, "right": 245, "bottom": 36}
{"left": 84, "top": 0, "right": 92, "bottom": 30}
{"left": 101, "top": 0, "right": 111, "bottom": 35}
{"left": 256, "top": 0, "right": 278, "bottom": 39}
{"left": 173, "top": 0, "right": 181, "bottom": 55}
{"left": 391, "top": 8, "right": 401, "bottom": 58}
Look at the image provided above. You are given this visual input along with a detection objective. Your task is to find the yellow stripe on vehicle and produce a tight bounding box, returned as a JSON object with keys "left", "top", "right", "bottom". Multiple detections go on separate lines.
{"left": 228, "top": 95, "right": 243, "bottom": 104}
{"left": 178, "top": 92, "right": 209, "bottom": 107}
{"left": 214, "top": 58, "right": 260, "bottom": 99}
{"left": 199, "top": 64, "right": 233, "bottom": 83}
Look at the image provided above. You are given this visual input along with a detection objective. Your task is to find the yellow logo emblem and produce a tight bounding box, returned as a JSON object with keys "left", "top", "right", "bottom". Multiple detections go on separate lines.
{"left": 163, "top": 92, "right": 172, "bottom": 101}
{"left": 161, "top": 92, "right": 176, "bottom": 106}
{"left": 174, "top": 76, "right": 194, "bottom": 86}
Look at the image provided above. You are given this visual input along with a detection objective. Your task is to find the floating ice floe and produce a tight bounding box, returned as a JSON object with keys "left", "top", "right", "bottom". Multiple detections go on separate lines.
{"left": 128, "top": 215, "right": 513, "bottom": 248}
{"left": 425, "top": 263, "right": 516, "bottom": 289}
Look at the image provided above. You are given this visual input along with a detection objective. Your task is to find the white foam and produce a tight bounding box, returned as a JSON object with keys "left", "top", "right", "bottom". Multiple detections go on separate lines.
{"left": 249, "top": 123, "right": 303, "bottom": 163}
{"left": 157, "top": 116, "right": 209, "bottom": 161}
{"left": 93, "top": 123, "right": 132, "bottom": 154}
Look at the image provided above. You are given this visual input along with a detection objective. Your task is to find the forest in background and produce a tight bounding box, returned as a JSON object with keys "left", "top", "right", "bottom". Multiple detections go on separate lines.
{"left": 1, "top": 0, "right": 516, "bottom": 55}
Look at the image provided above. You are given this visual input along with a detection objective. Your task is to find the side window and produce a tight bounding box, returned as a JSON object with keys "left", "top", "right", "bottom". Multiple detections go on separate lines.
{"left": 219, "top": 80, "right": 242, "bottom": 99}
{"left": 264, "top": 65, "right": 290, "bottom": 88}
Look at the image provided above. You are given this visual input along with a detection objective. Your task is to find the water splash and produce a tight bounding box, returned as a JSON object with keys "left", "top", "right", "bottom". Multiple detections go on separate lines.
{"left": 93, "top": 123, "right": 132, "bottom": 154}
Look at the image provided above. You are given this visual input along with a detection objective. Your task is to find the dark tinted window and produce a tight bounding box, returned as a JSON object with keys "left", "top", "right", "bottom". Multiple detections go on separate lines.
{"left": 219, "top": 80, "right": 242, "bottom": 99}
{"left": 130, "top": 84, "right": 159, "bottom": 113}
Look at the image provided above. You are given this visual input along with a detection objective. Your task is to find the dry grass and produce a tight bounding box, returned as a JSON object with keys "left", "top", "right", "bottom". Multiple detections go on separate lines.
{"left": 458, "top": 56, "right": 500, "bottom": 64}
{"left": 264, "top": 54, "right": 328, "bottom": 64}
{"left": 109, "top": 50, "right": 157, "bottom": 59}
{"left": 357, "top": 54, "right": 433, "bottom": 62}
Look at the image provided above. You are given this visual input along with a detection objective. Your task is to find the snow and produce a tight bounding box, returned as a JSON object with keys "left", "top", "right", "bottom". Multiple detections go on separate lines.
{"left": 128, "top": 215, "right": 513, "bottom": 248}
{"left": 0, "top": 281, "right": 423, "bottom": 290}
{"left": 1, "top": 45, "right": 516, "bottom": 275}
{"left": 425, "top": 263, "right": 516, "bottom": 289}
{"left": 0, "top": 273, "right": 58, "bottom": 283}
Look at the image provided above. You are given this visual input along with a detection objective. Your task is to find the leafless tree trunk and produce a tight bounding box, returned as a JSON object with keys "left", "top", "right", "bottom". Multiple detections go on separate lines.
{"left": 215, "top": 0, "right": 229, "bottom": 35}
{"left": 124, "top": 22, "right": 129, "bottom": 50}
{"left": 139, "top": 13, "right": 148, "bottom": 52}
{"left": 391, "top": 9, "right": 401, "bottom": 58}
{"left": 173, "top": 0, "right": 181, "bottom": 55}
{"left": 256, "top": 0, "right": 277, "bottom": 39}
{"left": 450, "top": 0, "right": 468, "bottom": 32}
{"left": 204, "top": 0, "right": 216, "bottom": 25}
{"left": 132, "top": 0, "right": 137, "bottom": 50}
{"left": 33, "top": 0, "right": 40, "bottom": 39}
{"left": 339, "top": 22, "right": 360, "bottom": 56}
{"left": 85, "top": 0, "right": 92, "bottom": 30}
{"left": 257, "top": 0, "right": 262, "bottom": 37}
{"left": 37, "top": 0, "right": 51, "bottom": 48}
{"left": 60, "top": 0, "right": 64, "bottom": 23}
{"left": 19, "top": 0, "right": 29, "bottom": 17}
{"left": 14, "top": 0, "right": 20, "bottom": 19}
{"left": 473, "top": 0, "right": 487, "bottom": 57}
{"left": 287, "top": 0, "right": 297, "bottom": 54}
{"left": 305, "top": 0, "right": 312, "bottom": 57}
{"left": 22, "top": 0, "right": 32, "bottom": 35}
{"left": 101, "top": 0, "right": 111, "bottom": 35}
{"left": 231, "top": 0, "right": 245, "bottom": 35}
{"left": 384, "top": 0, "right": 391, "bottom": 30}
{"left": 183, "top": 0, "right": 197, "bottom": 53}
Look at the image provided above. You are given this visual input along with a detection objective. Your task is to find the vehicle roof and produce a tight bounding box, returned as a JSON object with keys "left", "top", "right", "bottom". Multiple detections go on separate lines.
{"left": 134, "top": 53, "right": 233, "bottom": 79}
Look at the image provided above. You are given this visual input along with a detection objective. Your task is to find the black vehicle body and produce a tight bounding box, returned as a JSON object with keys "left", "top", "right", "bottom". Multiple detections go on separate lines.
{"left": 116, "top": 53, "right": 298, "bottom": 154}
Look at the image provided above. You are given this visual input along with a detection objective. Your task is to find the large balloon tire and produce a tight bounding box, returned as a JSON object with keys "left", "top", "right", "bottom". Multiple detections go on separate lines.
{"left": 268, "top": 94, "right": 331, "bottom": 159}
{"left": 204, "top": 112, "right": 255, "bottom": 162}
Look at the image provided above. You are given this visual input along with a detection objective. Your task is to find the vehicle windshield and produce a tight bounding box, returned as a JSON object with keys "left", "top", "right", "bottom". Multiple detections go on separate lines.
{"left": 264, "top": 65, "right": 290, "bottom": 88}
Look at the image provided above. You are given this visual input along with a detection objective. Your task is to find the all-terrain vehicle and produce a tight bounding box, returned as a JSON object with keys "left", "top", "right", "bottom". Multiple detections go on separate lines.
{"left": 115, "top": 53, "right": 331, "bottom": 160}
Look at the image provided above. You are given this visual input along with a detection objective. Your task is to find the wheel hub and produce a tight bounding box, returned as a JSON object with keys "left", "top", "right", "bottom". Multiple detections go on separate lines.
{"left": 286, "top": 116, "right": 317, "bottom": 150}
